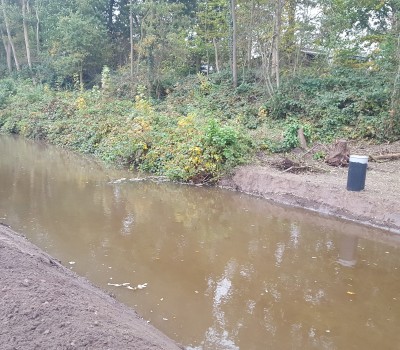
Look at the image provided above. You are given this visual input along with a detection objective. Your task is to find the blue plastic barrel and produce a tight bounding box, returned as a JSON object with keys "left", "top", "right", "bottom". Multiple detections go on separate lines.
{"left": 346, "top": 155, "right": 368, "bottom": 191}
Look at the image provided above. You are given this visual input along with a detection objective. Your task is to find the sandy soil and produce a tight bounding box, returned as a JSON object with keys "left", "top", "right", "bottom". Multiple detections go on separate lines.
{"left": 219, "top": 140, "right": 400, "bottom": 233}
{"left": 0, "top": 225, "right": 183, "bottom": 350}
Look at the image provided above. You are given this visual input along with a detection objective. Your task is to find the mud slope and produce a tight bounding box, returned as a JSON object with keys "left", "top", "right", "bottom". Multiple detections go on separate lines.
{"left": 0, "top": 225, "right": 182, "bottom": 350}
{"left": 220, "top": 158, "right": 400, "bottom": 233}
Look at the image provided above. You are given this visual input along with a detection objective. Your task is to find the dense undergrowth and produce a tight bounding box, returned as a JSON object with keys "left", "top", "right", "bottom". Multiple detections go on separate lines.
{"left": 0, "top": 67, "right": 397, "bottom": 182}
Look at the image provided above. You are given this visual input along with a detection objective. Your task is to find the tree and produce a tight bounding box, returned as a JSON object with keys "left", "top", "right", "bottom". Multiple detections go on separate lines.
{"left": 197, "top": 0, "right": 229, "bottom": 73}
{"left": 271, "top": 0, "right": 282, "bottom": 88}
{"left": 1, "top": 0, "right": 20, "bottom": 71}
{"left": 230, "top": 0, "right": 238, "bottom": 87}
{"left": 21, "top": 0, "right": 31, "bottom": 69}
{"left": 128, "top": 1, "right": 133, "bottom": 78}
{"left": 48, "top": 10, "right": 110, "bottom": 85}
{"left": 0, "top": 26, "right": 12, "bottom": 72}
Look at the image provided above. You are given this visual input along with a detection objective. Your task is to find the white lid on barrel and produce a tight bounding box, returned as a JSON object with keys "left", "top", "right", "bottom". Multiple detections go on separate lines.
{"left": 349, "top": 155, "right": 368, "bottom": 164}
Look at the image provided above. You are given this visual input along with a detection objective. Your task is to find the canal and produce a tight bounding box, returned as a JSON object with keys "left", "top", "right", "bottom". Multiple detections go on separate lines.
{"left": 0, "top": 135, "right": 399, "bottom": 349}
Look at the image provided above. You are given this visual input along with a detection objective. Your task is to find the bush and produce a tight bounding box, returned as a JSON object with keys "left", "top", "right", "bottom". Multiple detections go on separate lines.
{"left": 265, "top": 68, "right": 392, "bottom": 142}
{"left": 0, "top": 79, "right": 254, "bottom": 183}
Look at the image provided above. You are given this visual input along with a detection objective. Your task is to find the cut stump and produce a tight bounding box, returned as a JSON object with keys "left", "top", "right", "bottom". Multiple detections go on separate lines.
{"left": 325, "top": 140, "right": 349, "bottom": 167}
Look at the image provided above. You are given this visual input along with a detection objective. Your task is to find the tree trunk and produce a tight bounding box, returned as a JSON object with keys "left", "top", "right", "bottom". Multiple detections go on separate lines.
{"left": 213, "top": 38, "right": 220, "bottom": 73}
{"left": 286, "top": 0, "right": 296, "bottom": 67}
{"left": 107, "top": 0, "right": 116, "bottom": 33}
{"left": 34, "top": 0, "right": 40, "bottom": 56}
{"left": 129, "top": 0, "right": 134, "bottom": 78}
{"left": 247, "top": 0, "right": 255, "bottom": 70}
{"left": 389, "top": 2, "right": 400, "bottom": 137}
{"left": 79, "top": 67, "right": 83, "bottom": 91}
{"left": 1, "top": 27, "right": 12, "bottom": 72}
{"left": 22, "top": 0, "right": 32, "bottom": 69}
{"left": 272, "top": 0, "right": 282, "bottom": 88}
{"left": 297, "top": 127, "right": 308, "bottom": 149}
{"left": 230, "top": 0, "right": 238, "bottom": 88}
{"left": 2, "top": 0, "right": 20, "bottom": 71}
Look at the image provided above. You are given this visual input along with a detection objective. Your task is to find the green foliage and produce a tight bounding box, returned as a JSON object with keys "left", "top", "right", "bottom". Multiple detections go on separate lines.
{"left": 0, "top": 79, "right": 253, "bottom": 183}
{"left": 0, "top": 79, "right": 16, "bottom": 108}
{"left": 313, "top": 151, "right": 326, "bottom": 161}
{"left": 282, "top": 119, "right": 312, "bottom": 150}
{"left": 265, "top": 68, "right": 392, "bottom": 142}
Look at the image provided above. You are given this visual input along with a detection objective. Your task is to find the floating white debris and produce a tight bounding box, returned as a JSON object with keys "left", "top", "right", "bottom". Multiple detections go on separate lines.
{"left": 68, "top": 261, "right": 76, "bottom": 265}
{"left": 129, "top": 178, "right": 145, "bottom": 182}
{"left": 311, "top": 257, "right": 317, "bottom": 259}
{"left": 112, "top": 178, "right": 127, "bottom": 184}
{"left": 124, "top": 283, "right": 148, "bottom": 291}
{"left": 325, "top": 330, "right": 331, "bottom": 333}
{"left": 194, "top": 291, "right": 199, "bottom": 294}
{"left": 106, "top": 281, "right": 148, "bottom": 290}
{"left": 162, "top": 318, "right": 168, "bottom": 321}
{"left": 160, "top": 298, "right": 164, "bottom": 301}
{"left": 108, "top": 283, "right": 123, "bottom": 287}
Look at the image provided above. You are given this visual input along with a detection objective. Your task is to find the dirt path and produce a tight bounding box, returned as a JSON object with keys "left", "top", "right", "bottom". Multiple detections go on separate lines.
{"left": 219, "top": 141, "right": 400, "bottom": 233}
{"left": 0, "top": 225, "right": 182, "bottom": 350}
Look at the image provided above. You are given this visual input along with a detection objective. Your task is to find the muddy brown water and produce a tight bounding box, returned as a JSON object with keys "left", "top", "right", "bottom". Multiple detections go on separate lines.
{"left": 1, "top": 135, "right": 400, "bottom": 350}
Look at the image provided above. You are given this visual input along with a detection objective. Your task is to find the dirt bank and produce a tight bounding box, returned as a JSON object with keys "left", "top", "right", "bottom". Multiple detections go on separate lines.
{"left": 219, "top": 142, "right": 400, "bottom": 234}
{"left": 0, "top": 225, "right": 182, "bottom": 350}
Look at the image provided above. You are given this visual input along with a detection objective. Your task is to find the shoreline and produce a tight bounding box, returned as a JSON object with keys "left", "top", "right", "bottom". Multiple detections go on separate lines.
{"left": 0, "top": 225, "right": 183, "bottom": 350}
{"left": 218, "top": 163, "right": 400, "bottom": 235}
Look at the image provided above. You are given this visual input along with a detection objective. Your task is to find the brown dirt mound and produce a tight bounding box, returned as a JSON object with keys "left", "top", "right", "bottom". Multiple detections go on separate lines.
{"left": 0, "top": 225, "right": 182, "bottom": 350}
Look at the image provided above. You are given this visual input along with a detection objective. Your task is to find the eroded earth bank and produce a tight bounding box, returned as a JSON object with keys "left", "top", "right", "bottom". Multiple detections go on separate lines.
{"left": 0, "top": 225, "right": 182, "bottom": 350}
{"left": 219, "top": 143, "right": 400, "bottom": 234}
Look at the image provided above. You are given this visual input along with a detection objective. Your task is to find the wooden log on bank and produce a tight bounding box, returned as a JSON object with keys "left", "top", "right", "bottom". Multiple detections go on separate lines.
{"left": 369, "top": 153, "right": 400, "bottom": 162}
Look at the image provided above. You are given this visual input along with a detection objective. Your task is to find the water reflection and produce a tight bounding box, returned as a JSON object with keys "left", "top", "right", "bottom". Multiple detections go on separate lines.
{"left": 1, "top": 135, "right": 400, "bottom": 350}
{"left": 338, "top": 234, "right": 359, "bottom": 267}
